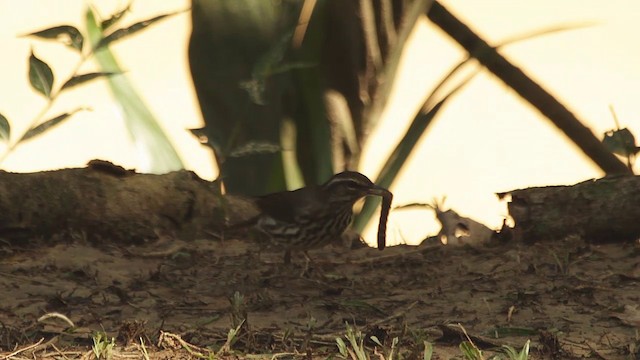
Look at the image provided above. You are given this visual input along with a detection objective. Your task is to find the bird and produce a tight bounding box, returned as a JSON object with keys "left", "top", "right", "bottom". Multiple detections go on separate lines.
{"left": 248, "top": 171, "right": 392, "bottom": 264}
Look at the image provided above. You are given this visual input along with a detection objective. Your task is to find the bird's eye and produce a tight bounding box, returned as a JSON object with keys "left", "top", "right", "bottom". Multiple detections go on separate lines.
{"left": 346, "top": 182, "right": 360, "bottom": 189}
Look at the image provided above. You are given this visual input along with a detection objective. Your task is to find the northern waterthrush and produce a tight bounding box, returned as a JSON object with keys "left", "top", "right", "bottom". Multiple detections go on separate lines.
{"left": 249, "top": 171, "right": 392, "bottom": 263}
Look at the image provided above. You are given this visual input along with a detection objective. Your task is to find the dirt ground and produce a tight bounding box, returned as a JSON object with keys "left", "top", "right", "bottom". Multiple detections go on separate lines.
{"left": 0, "top": 233, "right": 638, "bottom": 359}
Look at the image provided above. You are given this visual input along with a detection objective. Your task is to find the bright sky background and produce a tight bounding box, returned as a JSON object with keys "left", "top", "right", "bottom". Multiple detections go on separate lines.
{"left": 1, "top": 1, "right": 639, "bottom": 245}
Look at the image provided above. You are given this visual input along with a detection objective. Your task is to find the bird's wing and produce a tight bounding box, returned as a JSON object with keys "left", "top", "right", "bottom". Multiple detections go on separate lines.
{"left": 256, "top": 186, "right": 325, "bottom": 223}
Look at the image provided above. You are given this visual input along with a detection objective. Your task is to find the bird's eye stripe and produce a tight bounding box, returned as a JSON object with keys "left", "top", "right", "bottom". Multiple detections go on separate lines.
{"left": 327, "top": 177, "right": 371, "bottom": 186}
{"left": 326, "top": 179, "right": 363, "bottom": 188}
{"left": 322, "top": 172, "right": 375, "bottom": 189}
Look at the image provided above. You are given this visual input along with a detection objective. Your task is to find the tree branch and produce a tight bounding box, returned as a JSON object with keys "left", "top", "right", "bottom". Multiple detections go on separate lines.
{"left": 427, "top": 1, "right": 630, "bottom": 175}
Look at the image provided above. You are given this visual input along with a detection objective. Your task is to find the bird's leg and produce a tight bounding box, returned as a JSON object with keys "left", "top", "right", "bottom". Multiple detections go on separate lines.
{"left": 282, "top": 250, "right": 312, "bottom": 278}
{"left": 299, "top": 250, "right": 330, "bottom": 278}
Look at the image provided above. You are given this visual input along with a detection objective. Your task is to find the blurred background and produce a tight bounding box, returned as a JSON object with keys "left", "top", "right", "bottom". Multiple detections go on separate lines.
{"left": 0, "top": 0, "right": 638, "bottom": 245}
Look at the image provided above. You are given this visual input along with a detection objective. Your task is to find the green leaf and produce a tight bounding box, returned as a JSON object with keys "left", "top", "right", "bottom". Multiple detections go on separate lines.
{"left": 189, "top": 127, "right": 207, "bottom": 139}
{"left": 603, "top": 128, "right": 639, "bottom": 157}
{"left": 96, "top": 11, "right": 181, "bottom": 50}
{"left": 0, "top": 113, "right": 10, "bottom": 142}
{"left": 491, "top": 327, "right": 538, "bottom": 338}
{"left": 501, "top": 340, "right": 530, "bottom": 360}
{"left": 27, "top": 25, "right": 84, "bottom": 51}
{"left": 188, "top": 127, "right": 219, "bottom": 148}
{"left": 61, "top": 72, "right": 117, "bottom": 90}
{"left": 28, "top": 51, "right": 54, "bottom": 98}
{"left": 101, "top": 3, "right": 132, "bottom": 30}
{"left": 228, "top": 141, "right": 281, "bottom": 158}
{"left": 369, "top": 335, "right": 382, "bottom": 346}
{"left": 22, "top": 109, "right": 85, "bottom": 141}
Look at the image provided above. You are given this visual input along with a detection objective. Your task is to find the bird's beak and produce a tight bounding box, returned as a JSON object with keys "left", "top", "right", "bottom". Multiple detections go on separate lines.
{"left": 365, "top": 185, "right": 391, "bottom": 198}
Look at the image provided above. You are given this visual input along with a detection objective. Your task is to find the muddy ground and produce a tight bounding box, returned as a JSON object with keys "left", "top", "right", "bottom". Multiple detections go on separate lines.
{"left": 0, "top": 234, "right": 638, "bottom": 359}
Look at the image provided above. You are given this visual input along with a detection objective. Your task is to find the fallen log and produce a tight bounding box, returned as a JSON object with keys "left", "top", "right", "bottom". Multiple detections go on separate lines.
{"left": 499, "top": 175, "right": 640, "bottom": 243}
{"left": 0, "top": 160, "right": 258, "bottom": 245}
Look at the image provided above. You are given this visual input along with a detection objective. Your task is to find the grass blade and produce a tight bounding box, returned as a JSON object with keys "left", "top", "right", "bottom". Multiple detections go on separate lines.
{"left": 86, "top": 7, "right": 183, "bottom": 173}
{"left": 354, "top": 72, "right": 475, "bottom": 232}
{"left": 366, "top": 0, "right": 435, "bottom": 130}
{"left": 354, "top": 19, "right": 596, "bottom": 233}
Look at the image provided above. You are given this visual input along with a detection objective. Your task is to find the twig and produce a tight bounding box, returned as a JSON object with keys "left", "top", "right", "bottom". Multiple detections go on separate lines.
{"left": 0, "top": 338, "right": 45, "bottom": 359}
{"left": 371, "top": 301, "right": 419, "bottom": 326}
{"left": 427, "top": 1, "right": 629, "bottom": 175}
